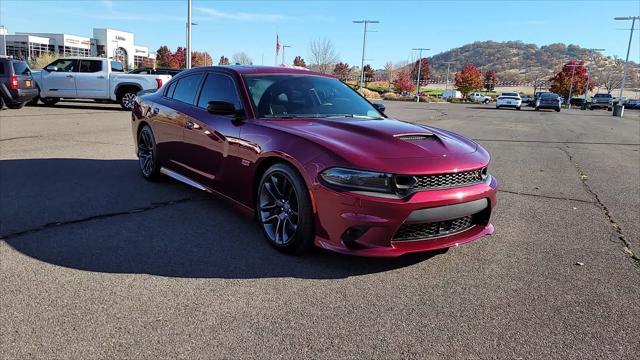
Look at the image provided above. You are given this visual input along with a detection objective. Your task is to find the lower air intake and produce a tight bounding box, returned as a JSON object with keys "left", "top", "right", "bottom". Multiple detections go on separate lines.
{"left": 392, "top": 216, "right": 474, "bottom": 241}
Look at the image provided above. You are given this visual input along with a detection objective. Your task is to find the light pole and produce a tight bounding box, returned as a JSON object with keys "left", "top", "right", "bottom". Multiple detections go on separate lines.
{"left": 582, "top": 48, "right": 605, "bottom": 109}
{"left": 353, "top": 20, "right": 379, "bottom": 89}
{"left": 412, "top": 48, "right": 429, "bottom": 102}
{"left": 186, "top": 0, "right": 192, "bottom": 69}
{"left": 0, "top": 25, "right": 6, "bottom": 57}
{"left": 612, "top": 16, "right": 638, "bottom": 117}
{"left": 565, "top": 63, "right": 580, "bottom": 109}
{"left": 443, "top": 61, "right": 454, "bottom": 100}
{"left": 282, "top": 45, "right": 291, "bottom": 65}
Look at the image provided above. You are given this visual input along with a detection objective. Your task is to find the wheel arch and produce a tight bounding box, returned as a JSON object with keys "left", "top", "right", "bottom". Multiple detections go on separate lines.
{"left": 251, "top": 154, "right": 311, "bottom": 210}
{"left": 114, "top": 82, "right": 143, "bottom": 97}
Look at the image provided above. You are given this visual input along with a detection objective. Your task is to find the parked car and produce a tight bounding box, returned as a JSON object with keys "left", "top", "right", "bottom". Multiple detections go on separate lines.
{"left": 495, "top": 92, "right": 522, "bottom": 110}
{"left": 624, "top": 99, "right": 640, "bottom": 109}
{"left": 535, "top": 92, "right": 561, "bottom": 112}
{"left": 468, "top": 92, "right": 492, "bottom": 103}
{"left": 0, "top": 56, "right": 38, "bottom": 109}
{"left": 30, "top": 57, "right": 172, "bottom": 110}
{"left": 570, "top": 97, "right": 587, "bottom": 107}
{"left": 521, "top": 95, "right": 532, "bottom": 104}
{"left": 590, "top": 93, "right": 612, "bottom": 110}
{"left": 129, "top": 67, "right": 182, "bottom": 77}
{"left": 132, "top": 66, "right": 497, "bottom": 257}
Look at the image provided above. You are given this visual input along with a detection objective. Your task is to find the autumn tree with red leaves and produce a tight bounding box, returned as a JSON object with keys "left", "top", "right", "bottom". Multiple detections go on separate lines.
{"left": 411, "top": 58, "right": 430, "bottom": 83}
{"left": 484, "top": 69, "right": 497, "bottom": 91}
{"left": 393, "top": 70, "right": 415, "bottom": 94}
{"left": 293, "top": 56, "right": 306, "bottom": 67}
{"left": 549, "top": 60, "right": 593, "bottom": 100}
{"left": 155, "top": 46, "right": 172, "bottom": 67}
{"left": 454, "top": 64, "right": 483, "bottom": 97}
{"left": 169, "top": 47, "right": 186, "bottom": 69}
{"left": 333, "top": 62, "right": 350, "bottom": 81}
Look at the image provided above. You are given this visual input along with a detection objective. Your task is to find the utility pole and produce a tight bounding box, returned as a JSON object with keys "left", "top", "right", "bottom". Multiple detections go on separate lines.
{"left": 582, "top": 48, "right": 605, "bottom": 109}
{"left": 353, "top": 20, "right": 379, "bottom": 89}
{"left": 612, "top": 16, "right": 638, "bottom": 117}
{"left": 443, "top": 61, "right": 454, "bottom": 100}
{"left": 412, "top": 48, "right": 429, "bottom": 102}
{"left": 282, "top": 45, "right": 291, "bottom": 65}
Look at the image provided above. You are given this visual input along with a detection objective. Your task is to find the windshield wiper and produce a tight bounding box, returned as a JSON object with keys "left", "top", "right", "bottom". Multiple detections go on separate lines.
{"left": 325, "top": 114, "right": 383, "bottom": 119}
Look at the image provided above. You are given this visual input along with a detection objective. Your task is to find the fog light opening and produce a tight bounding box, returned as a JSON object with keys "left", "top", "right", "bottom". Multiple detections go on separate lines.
{"left": 341, "top": 226, "right": 370, "bottom": 248}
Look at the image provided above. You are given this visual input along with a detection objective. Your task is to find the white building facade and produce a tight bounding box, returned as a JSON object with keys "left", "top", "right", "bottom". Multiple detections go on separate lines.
{"left": 0, "top": 27, "right": 155, "bottom": 69}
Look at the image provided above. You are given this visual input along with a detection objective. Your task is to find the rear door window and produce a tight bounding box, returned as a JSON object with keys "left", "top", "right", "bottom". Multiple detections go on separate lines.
{"left": 79, "top": 60, "right": 103, "bottom": 73}
{"left": 172, "top": 74, "right": 204, "bottom": 104}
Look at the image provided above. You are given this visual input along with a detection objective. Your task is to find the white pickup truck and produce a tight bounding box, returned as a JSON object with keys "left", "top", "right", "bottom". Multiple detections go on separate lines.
{"left": 30, "top": 57, "right": 171, "bottom": 110}
{"left": 468, "top": 92, "right": 492, "bottom": 104}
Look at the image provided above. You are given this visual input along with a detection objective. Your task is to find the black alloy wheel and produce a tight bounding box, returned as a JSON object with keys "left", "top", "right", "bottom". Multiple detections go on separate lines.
{"left": 137, "top": 125, "right": 161, "bottom": 180}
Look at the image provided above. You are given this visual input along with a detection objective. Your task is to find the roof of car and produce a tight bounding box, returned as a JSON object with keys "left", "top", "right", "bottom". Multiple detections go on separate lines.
{"left": 187, "top": 65, "right": 334, "bottom": 78}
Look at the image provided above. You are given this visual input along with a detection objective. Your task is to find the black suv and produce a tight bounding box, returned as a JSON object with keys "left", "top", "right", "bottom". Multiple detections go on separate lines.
{"left": 0, "top": 56, "right": 38, "bottom": 109}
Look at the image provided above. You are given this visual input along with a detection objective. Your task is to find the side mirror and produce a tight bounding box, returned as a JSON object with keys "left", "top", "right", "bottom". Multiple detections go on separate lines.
{"left": 207, "top": 101, "right": 242, "bottom": 118}
{"left": 45, "top": 65, "right": 59, "bottom": 72}
{"left": 372, "top": 102, "right": 386, "bottom": 114}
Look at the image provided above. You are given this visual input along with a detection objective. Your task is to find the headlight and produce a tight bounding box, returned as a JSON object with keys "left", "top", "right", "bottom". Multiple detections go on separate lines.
{"left": 320, "top": 168, "right": 393, "bottom": 193}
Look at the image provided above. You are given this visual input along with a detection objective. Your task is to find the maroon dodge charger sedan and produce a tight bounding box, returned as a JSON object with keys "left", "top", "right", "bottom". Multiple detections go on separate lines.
{"left": 131, "top": 66, "right": 497, "bottom": 257}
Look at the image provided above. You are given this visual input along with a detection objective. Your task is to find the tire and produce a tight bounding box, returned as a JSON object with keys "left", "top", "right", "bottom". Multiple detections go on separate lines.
{"left": 41, "top": 97, "right": 60, "bottom": 106}
{"left": 516, "top": 107, "right": 521, "bottom": 111}
{"left": 535, "top": 107, "right": 539, "bottom": 111}
{"left": 7, "top": 102, "right": 26, "bottom": 109}
{"left": 484, "top": 99, "right": 489, "bottom": 104}
{"left": 607, "top": 107, "right": 612, "bottom": 111}
{"left": 257, "top": 163, "right": 314, "bottom": 255}
{"left": 117, "top": 88, "right": 139, "bottom": 110}
{"left": 495, "top": 105, "right": 500, "bottom": 109}
{"left": 0, "top": 96, "right": 4, "bottom": 110}
{"left": 555, "top": 108, "right": 561, "bottom": 112}
{"left": 137, "top": 125, "right": 162, "bottom": 181}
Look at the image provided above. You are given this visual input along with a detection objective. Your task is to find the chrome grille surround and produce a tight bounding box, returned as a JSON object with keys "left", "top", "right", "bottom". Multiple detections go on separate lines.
{"left": 392, "top": 216, "right": 475, "bottom": 241}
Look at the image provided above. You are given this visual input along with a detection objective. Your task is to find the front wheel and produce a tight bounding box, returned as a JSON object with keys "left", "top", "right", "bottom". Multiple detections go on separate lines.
{"left": 257, "top": 163, "right": 314, "bottom": 255}
{"left": 555, "top": 108, "right": 561, "bottom": 112}
{"left": 535, "top": 107, "right": 539, "bottom": 111}
{"left": 6, "top": 102, "right": 26, "bottom": 109}
{"left": 516, "top": 106, "right": 521, "bottom": 111}
{"left": 137, "top": 125, "right": 162, "bottom": 181}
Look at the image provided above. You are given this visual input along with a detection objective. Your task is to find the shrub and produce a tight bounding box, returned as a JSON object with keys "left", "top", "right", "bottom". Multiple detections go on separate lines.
{"left": 383, "top": 92, "right": 399, "bottom": 100}
{"left": 366, "top": 85, "right": 391, "bottom": 94}
{"left": 27, "top": 52, "right": 58, "bottom": 70}
{"left": 358, "top": 88, "right": 381, "bottom": 99}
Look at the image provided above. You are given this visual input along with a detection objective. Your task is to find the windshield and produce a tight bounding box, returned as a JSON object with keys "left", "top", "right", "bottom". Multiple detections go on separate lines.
{"left": 243, "top": 74, "right": 383, "bottom": 119}
{"left": 541, "top": 93, "right": 559, "bottom": 99}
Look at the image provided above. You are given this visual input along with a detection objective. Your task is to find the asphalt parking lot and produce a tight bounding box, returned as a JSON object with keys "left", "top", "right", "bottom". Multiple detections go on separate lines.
{"left": 1, "top": 100, "right": 639, "bottom": 358}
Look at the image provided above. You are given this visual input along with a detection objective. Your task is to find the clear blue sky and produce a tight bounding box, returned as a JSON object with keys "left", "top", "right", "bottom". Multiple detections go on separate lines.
{"left": 1, "top": 0, "right": 638, "bottom": 68}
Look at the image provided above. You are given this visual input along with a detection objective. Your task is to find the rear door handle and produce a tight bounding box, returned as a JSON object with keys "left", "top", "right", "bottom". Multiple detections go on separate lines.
{"left": 97, "top": 76, "right": 105, "bottom": 79}
{"left": 66, "top": 75, "right": 73, "bottom": 78}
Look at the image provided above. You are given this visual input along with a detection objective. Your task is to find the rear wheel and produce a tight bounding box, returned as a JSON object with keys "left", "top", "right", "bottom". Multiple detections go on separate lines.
{"left": 535, "top": 107, "right": 539, "bottom": 111}
{"left": 257, "top": 163, "right": 314, "bottom": 255}
{"left": 555, "top": 107, "right": 561, "bottom": 112}
{"left": 41, "top": 97, "right": 59, "bottom": 106}
{"left": 137, "top": 125, "right": 162, "bottom": 181}
{"left": 516, "top": 106, "right": 521, "bottom": 110}
{"left": 6, "top": 102, "right": 26, "bottom": 109}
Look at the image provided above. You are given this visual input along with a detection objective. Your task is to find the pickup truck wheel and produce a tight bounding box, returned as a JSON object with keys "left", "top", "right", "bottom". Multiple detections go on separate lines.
{"left": 117, "top": 89, "right": 139, "bottom": 110}
{"left": 41, "top": 97, "right": 59, "bottom": 106}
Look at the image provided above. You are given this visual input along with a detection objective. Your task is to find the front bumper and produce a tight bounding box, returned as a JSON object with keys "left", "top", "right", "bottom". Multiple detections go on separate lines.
{"left": 311, "top": 175, "right": 498, "bottom": 257}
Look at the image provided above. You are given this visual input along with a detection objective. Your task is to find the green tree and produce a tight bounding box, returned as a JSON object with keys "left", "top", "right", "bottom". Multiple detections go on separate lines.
{"left": 363, "top": 64, "right": 375, "bottom": 84}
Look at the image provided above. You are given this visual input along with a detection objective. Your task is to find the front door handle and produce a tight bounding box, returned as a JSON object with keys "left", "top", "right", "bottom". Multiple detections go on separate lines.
{"left": 97, "top": 75, "right": 105, "bottom": 79}
{"left": 65, "top": 74, "right": 74, "bottom": 78}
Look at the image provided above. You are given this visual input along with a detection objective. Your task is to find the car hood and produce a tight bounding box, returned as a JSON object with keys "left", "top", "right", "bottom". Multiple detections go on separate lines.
{"left": 259, "top": 116, "right": 487, "bottom": 174}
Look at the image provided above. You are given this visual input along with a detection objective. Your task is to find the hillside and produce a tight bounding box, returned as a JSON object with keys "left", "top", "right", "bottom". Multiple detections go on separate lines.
{"left": 403, "top": 41, "right": 639, "bottom": 88}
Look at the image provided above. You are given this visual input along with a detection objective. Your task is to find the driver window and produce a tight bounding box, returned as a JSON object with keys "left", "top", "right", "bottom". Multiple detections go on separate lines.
{"left": 50, "top": 59, "right": 77, "bottom": 72}
{"left": 197, "top": 73, "right": 242, "bottom": 110}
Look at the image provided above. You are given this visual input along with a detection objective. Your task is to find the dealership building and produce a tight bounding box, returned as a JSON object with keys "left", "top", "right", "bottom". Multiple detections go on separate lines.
{"left": 0, "top": 27, "right": 155, "bottom": 69}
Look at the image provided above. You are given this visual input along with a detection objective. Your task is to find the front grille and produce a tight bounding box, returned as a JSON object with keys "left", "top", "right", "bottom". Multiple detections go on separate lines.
{"left": 392, "top": 216, "right": 474, "bottom": 241}
{"left": 413, "top": 168, "right": 484, "bottom": 190}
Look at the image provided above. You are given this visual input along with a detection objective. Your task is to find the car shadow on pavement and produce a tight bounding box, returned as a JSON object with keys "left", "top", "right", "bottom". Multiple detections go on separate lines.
{"left": 28, "top": 100, "right": 124, "bottom": 112}
{"left": 1, "top": 158, "right": 442, "bottom": 280}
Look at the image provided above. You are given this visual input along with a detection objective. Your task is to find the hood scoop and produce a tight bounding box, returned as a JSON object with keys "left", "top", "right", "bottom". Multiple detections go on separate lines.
{"left": 394, "top": 132, "right": 437, "bottom": 141}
